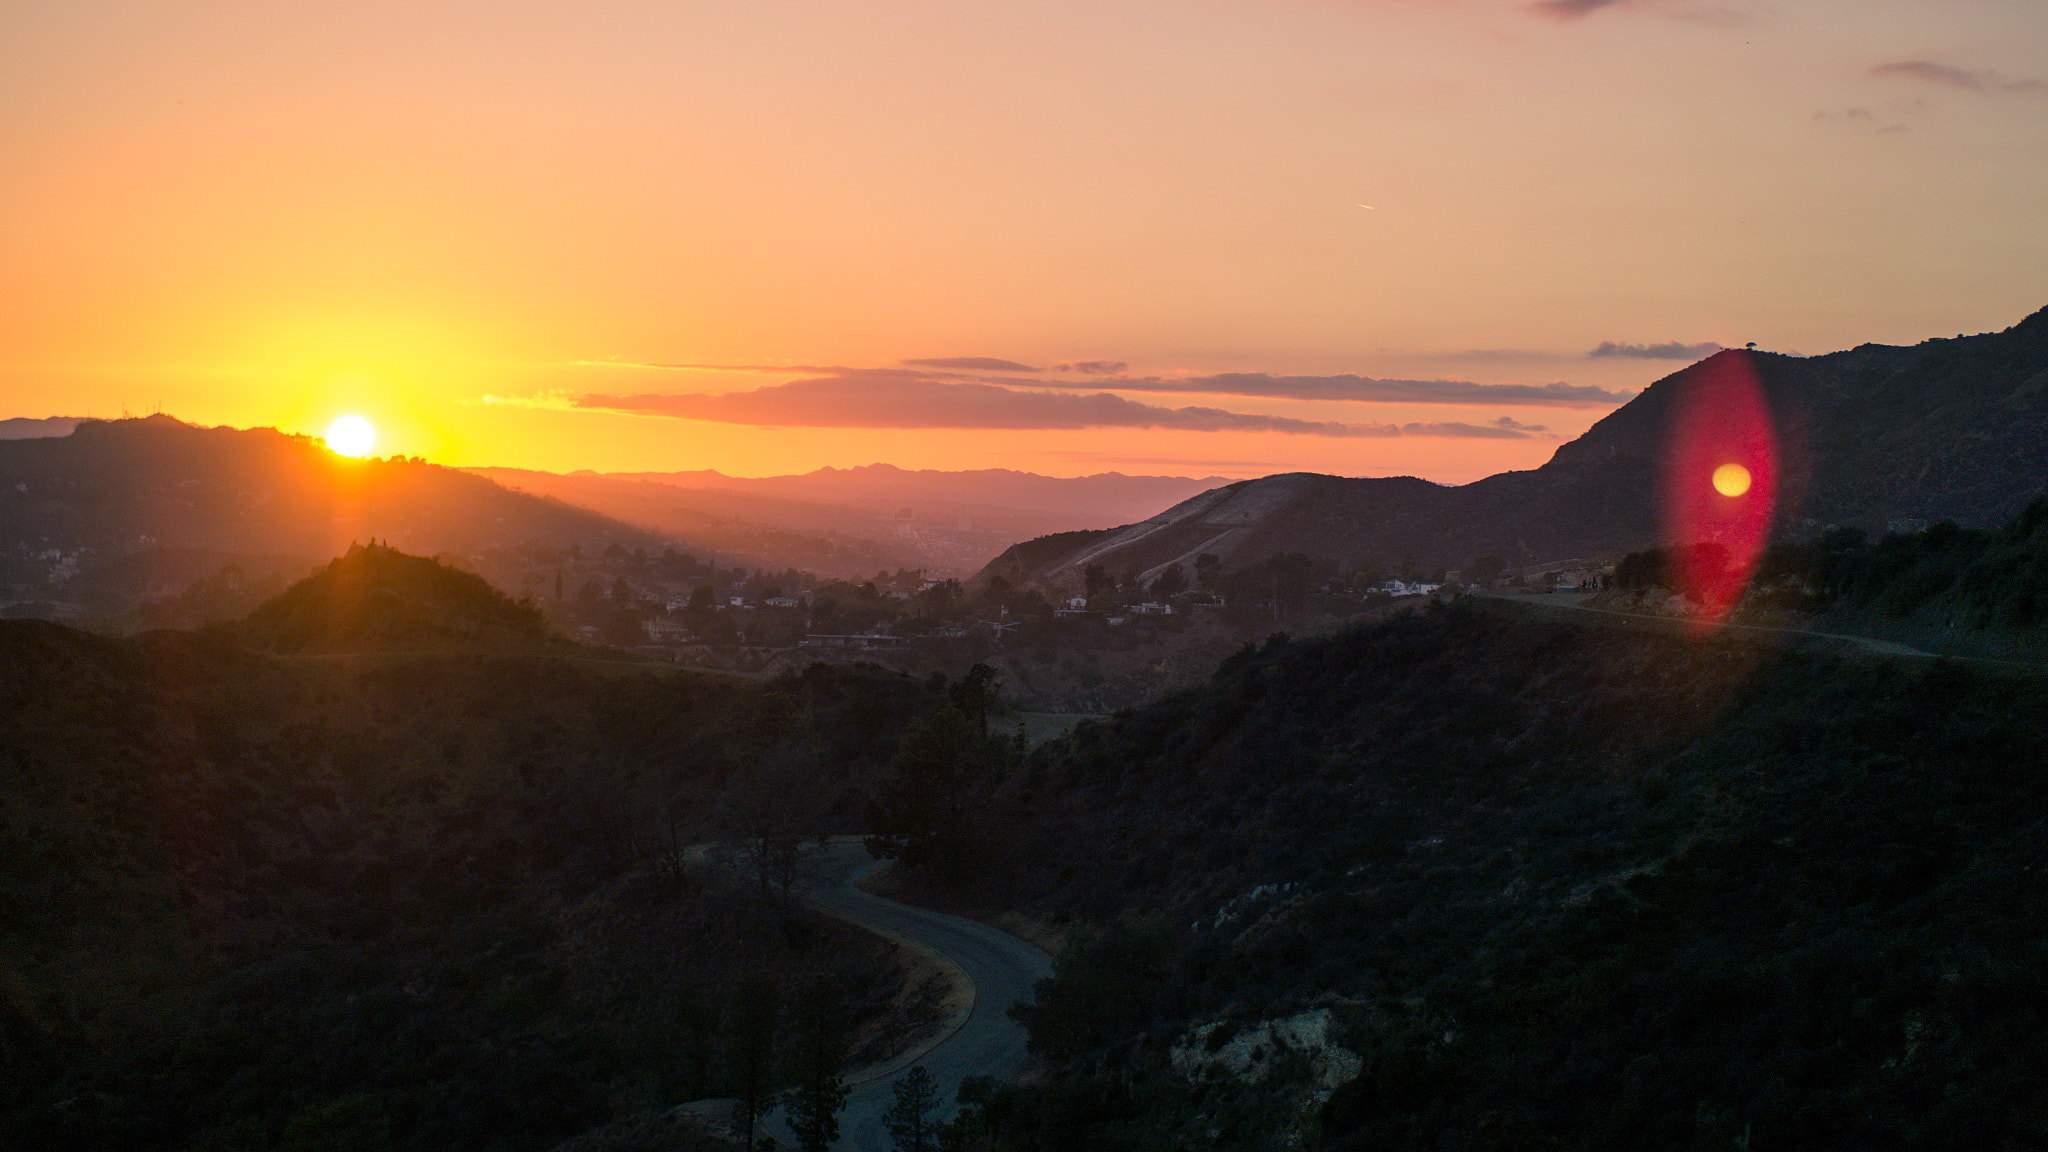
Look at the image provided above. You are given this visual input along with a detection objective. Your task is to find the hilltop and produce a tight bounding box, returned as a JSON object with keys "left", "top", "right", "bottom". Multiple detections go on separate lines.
{"left": 231, "top": 542, "right": 560, "bottom": 655}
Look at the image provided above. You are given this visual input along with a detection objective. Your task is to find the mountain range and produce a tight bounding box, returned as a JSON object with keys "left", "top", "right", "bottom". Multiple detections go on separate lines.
{"left": 979, "top": 306, "right": 2048, "bottom": 591}
{"left": 464, "top": 464, "right": 1231, "bottom": 579}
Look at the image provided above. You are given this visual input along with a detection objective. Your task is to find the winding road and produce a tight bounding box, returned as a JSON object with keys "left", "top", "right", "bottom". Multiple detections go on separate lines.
{"left": 764, "top": 840, "right": 1053, "bottom": 1151}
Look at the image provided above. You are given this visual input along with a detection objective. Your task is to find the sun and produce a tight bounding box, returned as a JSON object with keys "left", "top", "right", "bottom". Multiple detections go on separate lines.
{"left": 326, "top": 415, "right": 377, "bottom": 458}
{"left": 1711, "top": 462, "right": 1752, "bottom": 498}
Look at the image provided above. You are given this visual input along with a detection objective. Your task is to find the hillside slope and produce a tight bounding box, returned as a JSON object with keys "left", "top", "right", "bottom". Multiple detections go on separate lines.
{"left": 0, "top": 613, "right": 950, "bottom": 1151}
{"left": 941, "top": 602, "right": 2048, "bottom": 1150}
{"left": 232, "top": 542, "right": 557, "bottom": 654}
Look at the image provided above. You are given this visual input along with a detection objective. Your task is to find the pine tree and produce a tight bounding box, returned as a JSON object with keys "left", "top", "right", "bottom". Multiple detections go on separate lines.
{"left": 782, "top": 979, "right": 850, "bottom": 1152}
{"left": 729, "top": 976, "right": 778, "bottom": 1151}
{"left": 883, "top": 1065, "right": 941, "bottom": 1152}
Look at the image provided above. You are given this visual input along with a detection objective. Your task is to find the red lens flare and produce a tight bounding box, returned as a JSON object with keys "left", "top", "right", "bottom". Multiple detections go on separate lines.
{"left": 1662, "top": 353, "right": 1777, "bottom": 629}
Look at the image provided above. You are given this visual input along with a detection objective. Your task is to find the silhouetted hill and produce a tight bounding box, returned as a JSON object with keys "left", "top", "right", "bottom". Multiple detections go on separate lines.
{"left": 979, "top": 307, "right": 2048, "bottom": 590}
{"left": 0, "top": 615, "right": 953, "bottom": 1151}
{"left": 233, "top": 543, "right": 555, "bottom": 654}
{"left": 0, "top": 415, "right": 670, "bottom": 616}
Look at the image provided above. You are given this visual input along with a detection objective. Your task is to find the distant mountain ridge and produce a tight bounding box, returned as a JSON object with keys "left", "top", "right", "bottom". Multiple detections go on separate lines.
{"left": 979, "top": 306, "right": 2048, "bottom": 590}
{"left": 594, "top": 462, "right": 1234, "bottom": 520}
{"left": 0, "top": 415, "right": 675, "bottom": 616}
{"left": 465, "top": 463, "right": 1233, "bottom": 579}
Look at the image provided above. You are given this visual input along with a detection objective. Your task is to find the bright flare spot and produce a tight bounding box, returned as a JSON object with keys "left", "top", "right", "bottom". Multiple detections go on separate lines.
{"left": 1712, "top": 462, "right": 1753, "bottom": 497}
{"left": 326, "top": 415, "right": 376, "bottom": 458}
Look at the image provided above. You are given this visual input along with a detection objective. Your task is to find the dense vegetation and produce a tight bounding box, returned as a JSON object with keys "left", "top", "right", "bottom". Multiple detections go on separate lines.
{"left": 0, "top": 551, "right": 961, "bottom": 1151}
{"left": 1609, "top": 497, "right": 2048, "bottom": 646}
{"left": 925, "top": 601, "right": 2048, "bottom": 1150}
{"left": 234, "top": 543, "right": 553, "bottom": 653}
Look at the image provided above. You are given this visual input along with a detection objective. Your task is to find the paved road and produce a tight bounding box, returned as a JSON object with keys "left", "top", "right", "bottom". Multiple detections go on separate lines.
{"left": 766, "top": 840, "right": 1053, "bottom": 1151}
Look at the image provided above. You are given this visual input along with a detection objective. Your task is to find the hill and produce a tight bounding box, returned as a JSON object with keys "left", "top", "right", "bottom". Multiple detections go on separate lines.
{"left": 922, "top": 600, "right": 2048, "bottom": 1150}
{"left": 980, "top": 307, "right": 2048, "bottom": 592}
{"left": 0, "top": 416, "right": 671, "bottom": 619}
{"left": 0, "top": 611, "right": 957, "bottom": 1151}
{"left": 232, "top": 542, "right": 557, "bottom": 654}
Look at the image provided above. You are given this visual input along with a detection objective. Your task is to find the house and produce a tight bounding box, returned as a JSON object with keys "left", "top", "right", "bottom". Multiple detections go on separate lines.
{"left": 800, "top": 633, "right": 909, "bottom": 649}
{"left": 642, "top": 617, "right": 690, "bottom": 641}
{"left": 1134, "top": 601, "right": 1174, "bottom": 616}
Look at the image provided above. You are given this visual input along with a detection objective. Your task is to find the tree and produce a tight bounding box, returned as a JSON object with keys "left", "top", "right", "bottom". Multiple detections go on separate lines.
{"left": 884, "top": 1065, "right": 942, "bottom": 1152}
{"left": 866, "top": 706, "right": 994, "bottom": 878}
{"left": 782, "top": 979, "right": 850, "bottom": 1152}
{"left": 729, "top": 977, "right": 779, "bottom": 1151}
{"left": 1148, "top": 563, "right": 1188, "bottom": 599}
{"left": 947, "top": 663, "right": 1000, "bottom": 735}
{"left": 1194, "top": 553, "right": 1222, "bottom": 589}
{"left": 722, "top": 692, "right": 830, "bottom": 896}
{"left": 1083, "top": 563, "right": 1115, "bottom": 599}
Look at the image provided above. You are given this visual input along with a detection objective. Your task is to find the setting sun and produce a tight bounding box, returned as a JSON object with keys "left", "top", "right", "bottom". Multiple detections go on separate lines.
{"left": 326, "top": 415, "right": 376, "bottom": 458}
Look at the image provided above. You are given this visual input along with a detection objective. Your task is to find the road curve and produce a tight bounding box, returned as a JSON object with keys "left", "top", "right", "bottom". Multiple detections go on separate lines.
{"left": 775, "top": 840, "right": 1053, "bottom": 1151}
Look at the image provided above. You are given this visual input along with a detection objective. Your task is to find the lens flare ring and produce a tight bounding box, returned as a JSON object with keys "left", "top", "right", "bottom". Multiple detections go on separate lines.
{"left": 1662, "top": 354, "right": 1777, "bottom": 630}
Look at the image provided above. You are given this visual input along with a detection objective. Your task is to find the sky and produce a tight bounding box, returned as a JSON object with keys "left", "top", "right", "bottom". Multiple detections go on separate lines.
{"left": 3, "top": 0, "right": 2044, "bottom": 484}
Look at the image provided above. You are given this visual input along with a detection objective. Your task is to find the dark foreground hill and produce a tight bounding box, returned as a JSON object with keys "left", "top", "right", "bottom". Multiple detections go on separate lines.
{"left": 981, "top": 306, "right": 2048, "bottom": 592}
{"left": 927, "top": 602, "right": 2048, "bottom": 1150}
{"left": 0, "top": 613, "right": 953, "bottom": 1151}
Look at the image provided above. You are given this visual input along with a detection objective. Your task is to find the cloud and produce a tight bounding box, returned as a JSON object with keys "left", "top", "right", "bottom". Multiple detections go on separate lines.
{"left": 1528, "top": 0, "right": 1627, "bottom": 19}
{"left": 569, "top": 373, "right": 1550, "bottom": 438}
{"left": 566, "top": 356, "right": 1629, "bottom": 407}
{"left": 1872, "top": 60, "right": 2047, "bottom": 95}
{"left": 1041, "top": 372, "right": 1630, "bottom": 408}
{"left": 900, "top": 356, "right": 1038, "bottom": 372}
{"left": 1038, "top": 451, "right": 1279, "bottom": 472}
{"left": 571, "top": 358, "right": 854, "bottom": 374}
{"left": 1588, "top": 340, "right": 1724, "bottom": 360}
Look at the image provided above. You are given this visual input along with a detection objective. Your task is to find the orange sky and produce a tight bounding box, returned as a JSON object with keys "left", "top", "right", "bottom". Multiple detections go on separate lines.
{"left": 4, "top": 0, "right": 2044, "bottom": 483}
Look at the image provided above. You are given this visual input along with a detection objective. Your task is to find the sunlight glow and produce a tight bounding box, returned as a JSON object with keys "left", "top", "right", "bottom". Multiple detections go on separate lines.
{"left": 326, "top": 415, "right": 377, "bottom": 458}
{"left": 1712, "top": 463, "right": 1752, "bottom": 497}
